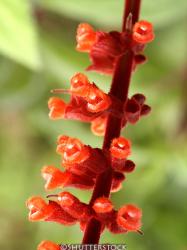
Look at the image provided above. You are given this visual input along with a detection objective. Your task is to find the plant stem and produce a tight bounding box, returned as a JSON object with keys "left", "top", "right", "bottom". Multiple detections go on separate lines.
{"left": 82, "top": 0, "right": 141, "bottom": 244}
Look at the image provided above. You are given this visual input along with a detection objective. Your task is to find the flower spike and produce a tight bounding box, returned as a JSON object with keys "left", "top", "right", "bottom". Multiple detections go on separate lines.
{"left": 27, "top": 0, "right": 155, "bottom": 244}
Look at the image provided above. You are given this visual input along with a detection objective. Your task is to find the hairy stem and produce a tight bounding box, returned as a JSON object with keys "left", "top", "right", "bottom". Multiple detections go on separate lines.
{"left": 82, "top": 0, "right": 141, "bottom": 244}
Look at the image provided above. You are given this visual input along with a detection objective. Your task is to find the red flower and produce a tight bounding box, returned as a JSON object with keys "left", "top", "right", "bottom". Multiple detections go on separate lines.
{"left": 117, "top": 204, "right": 142, "bottom": 231}
{"left": 56, "top": 136, "right": 90, "bottom": 166}
{"left": 87, "top": 31, "right": 125, "bottom": 74}
{"left": 76, "top": 23, "right": 96, "bottom": 52}
{"left": 133, "top": 20, "right": 155, "bottom": 44}
{"left": 70, "top": 72, "right": 91, "bottom": 97}
{"left": 57, "top": 192, "right": 90, "bottom": 219}
{"left": 26, "top": 196, "right": 54, "bottom": 221}
{"left": 48, "top": 97, "right": 66, "bottom": 120}
{"left": 41, "top": 165, "right": 71, "bottom": 190}
{"left": 41, "top": 165, "right": 95, "bottom": 190}
{"left": 110, "top": 137, "right": 131, "bottom": 159}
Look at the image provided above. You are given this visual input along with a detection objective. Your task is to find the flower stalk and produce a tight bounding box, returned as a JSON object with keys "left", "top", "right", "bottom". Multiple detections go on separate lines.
{"left": 26, "top": 0, "right": 155, "bottom": 248}
{"left": 82, "top": 0, "right": 141, "bottom": 244}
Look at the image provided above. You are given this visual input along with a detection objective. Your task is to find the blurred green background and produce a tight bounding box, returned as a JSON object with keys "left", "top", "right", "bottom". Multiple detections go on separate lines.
{"left": 0, "top": 0, "right": 187, "bottom": 250}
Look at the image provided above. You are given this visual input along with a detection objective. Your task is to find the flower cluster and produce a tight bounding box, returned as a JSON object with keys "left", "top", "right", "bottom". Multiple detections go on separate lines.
{"left": 26, "top": 11, "right": 154, "bottom": 249}
{"left": 76, "top": 21, "right": 154, "bottom": 74}
{"left": 26, "top": 135, "right": 141, "bottom": 249}
{"left": 48, "top": 72, "right": 151, "bottom": 136}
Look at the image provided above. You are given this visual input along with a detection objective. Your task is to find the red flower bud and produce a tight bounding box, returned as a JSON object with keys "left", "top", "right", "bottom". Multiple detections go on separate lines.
{"left": 117, "top": 204, "right": 142, "bottom": 231}
{"left": 26, "top": 196, "right": 54, "bottom": 221}
{"left": 56, "top": 137, "right": 90, "bottom": 166}
{"left": 76, "top": 23, "right": 96, "bottom": 52}
{"left": 93, "top": 197, "right": 113, "bottom": 213}
{"left": 133, "top": 20, "right": 154, "bottom": 44}
{"left": 131, "top": 93, "right": 146, "bottom": 106}
{"left": 121, "top": 160, "right": 136, "bottom": 173}
{"left": 91, "top": 115, "right": 107, "bottom": 136}
{"left": 48, "top": 97, "right": 66, "bottom": 120}
{"left": 111, "top": 172, "right": 126, "bottom": 193}
{"left": 141, "top": 104, "right": 151, "bottom": 116}
{"left": 37, "top": 240, "right": 60, "bottom": 250}
{"left": 110, "top": 137, "right": 131, "bottom": 159}
{"left": 125, "top": 99, "right": 141, "bottom": 124}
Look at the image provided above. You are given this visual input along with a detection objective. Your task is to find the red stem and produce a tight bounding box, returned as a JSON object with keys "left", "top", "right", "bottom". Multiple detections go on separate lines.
{"left": 82, "top": 0, "right": 141, "bottom": 244}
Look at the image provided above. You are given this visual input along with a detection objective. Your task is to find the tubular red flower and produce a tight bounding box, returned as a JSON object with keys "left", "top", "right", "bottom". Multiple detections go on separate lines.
{"left": 117, "top": 204, "right": 142, "bottom": 231}
{"left": 26, "top": 196, "right": 54, "bottom": 221}
{"left": 93, "top": 197, "right": 113, "bottom": 213}
{"left": 133, "top": 20, "right": 155, "bottom": 44}
{"left": 110, "top": 137, "right": 131, "bottom": 159}
{"left": 70, "top": 72, "right": 90, "bottom": 97}
{"left": 107, "top": 212, "right": 128, "bottom": 234}
{"left": 57, "top": 192, "right": 90, "bottom": 219}
{"left": 37, "top": 240, "right": 60, "bottom": 250}
{"left": 86, "top": 87, "right": 111, "bottom": 113}
{"left": 41, "top": 165, "right": 71, "bottom": 190}
{"left": 45, "top": 201, "right": 77, "bottom": 225}
{"left": 76, "top": 23, "right": 96, "bottom": 52}
{"left": 48, "top": 97, "right": 66, "bottom": 120}
{"left": 56, "top": 137, "right": 90, "bottom": 166}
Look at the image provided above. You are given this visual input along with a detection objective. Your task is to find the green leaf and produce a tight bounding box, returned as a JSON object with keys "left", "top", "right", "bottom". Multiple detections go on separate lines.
{"left": 0, "top": 0, "right": 41, "bottom": 70}
{"left": 39, "top": 0, "right": 187, "bottom": 28}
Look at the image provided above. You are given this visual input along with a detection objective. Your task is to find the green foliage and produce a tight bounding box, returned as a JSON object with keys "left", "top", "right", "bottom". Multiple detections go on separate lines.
{"left": 0, "top": 0, "right": 41, "bottom": 70}
{"left": 0, "top": 1, "right": 187, "bottom": 250}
